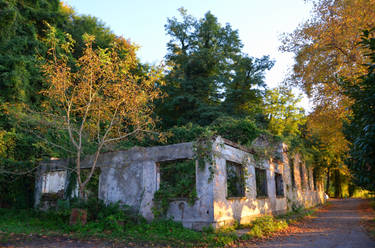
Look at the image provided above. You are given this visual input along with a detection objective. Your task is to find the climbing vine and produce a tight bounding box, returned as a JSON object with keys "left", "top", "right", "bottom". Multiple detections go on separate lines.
{"left": 192, "top": 129, "right": 217, "bottom": 181}
{"left": 153, "top": 159, "right": 197, "bottom": 217}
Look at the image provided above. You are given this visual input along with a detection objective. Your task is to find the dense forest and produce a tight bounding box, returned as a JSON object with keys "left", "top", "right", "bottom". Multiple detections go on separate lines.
{"left": 0, "top": 0, "right": 374, "bottom": 209}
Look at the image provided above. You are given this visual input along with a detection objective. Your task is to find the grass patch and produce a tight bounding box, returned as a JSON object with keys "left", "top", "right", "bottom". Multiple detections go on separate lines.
{"left": 0, "top": 202, "right": 319, "bottom": 247}
{"left": 240, "top": 216, "right": 288, "bottom": 239}
{"left": 239, "top": 206, "right": 316, "bottom": 240}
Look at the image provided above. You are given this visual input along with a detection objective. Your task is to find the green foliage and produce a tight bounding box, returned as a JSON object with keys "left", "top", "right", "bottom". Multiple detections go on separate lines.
{"left": 153, "top": 160, "right": 197, "bottom": 217}
{"left": 278, "top": 206, "right": 315, "bottom": 224}
{"left": 63, "top": 14, "right": 116, "bottom": 59}
{"left": 159, "top": 8, "right": 273, "bottom": 127}
{"left": 0, "top": 204, "right": 319, "bottom": 247}
{"left": 343, "top": 28, "right": 375, "bottom": 191}
{"left": 224, "top": 55, "right": 274, "bottom": 117}
{"left": 0, "top": 159, "right": 35, "bottom": 208}
{"left": 0, "top": 0, "right": 64, "bottom": 105}
{"left": 166, "top": 123, "right": 208, "bottom": 144}
{"left": 226, "top": 161, "right": 246, "bottom": 197}
{"left": 0, "top": 0, "right": 133, "bottom": 208}
{"left": 263, "top": 86, "right": 306, "bottom": 137}
{"left": 0, "top": 0, "right": 68, "bottom": 208}
{"left": 0, "top": 128, "right": 40, "bottom": 208}
{"left": 211, "top": 116, "right": 260, "bottom": 146}
{"left": 0, "top": 207, "right": 237, "bottom": 247}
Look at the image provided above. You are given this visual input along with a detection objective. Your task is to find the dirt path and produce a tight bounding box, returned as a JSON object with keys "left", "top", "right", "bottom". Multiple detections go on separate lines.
{"left": 241, "top": 198, "right": 375, "bottom": 248}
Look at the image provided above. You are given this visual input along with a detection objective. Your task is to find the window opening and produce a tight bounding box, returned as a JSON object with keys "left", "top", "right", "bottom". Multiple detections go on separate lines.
{"left": 226, "top": 161, "right": 245, "bottom": 197}
{"left": 313, "top": 168, "right": 317, "bottom": 191}
{"left": 299, "top": 162, "right": 305, "bottom": 189}
{"left": 275, "top": 173, "right": 284, "bottom": 196}
{"left": 255, "top": 168, "right": 267, "bottom": 197}
{"left": 307, "top": 169, "right": 312, "bottom": 190}
{"left": 157, "top": 159, "right": 196, "bottom": 199}
{"left": 289, "top": 158, "right": 296, "bottom": 188}
{"left": 81, "top": 168, "right": 101, "bottom": 199}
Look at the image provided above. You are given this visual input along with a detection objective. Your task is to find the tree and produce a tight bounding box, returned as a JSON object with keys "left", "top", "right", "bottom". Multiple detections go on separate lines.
{"left": 0, "top": 0, "right": 69, "bottom": 207}
{"left": 280, "top": 0, "right": 375, "bottom": 194}
{"left": 262, "top": 87, "right": 306, "bottom": 138}
{"left": 0, "top": 0, "right": 65, "bottom": 105}
{"left": 60, "top": 3, "right": 116, "bottom": 59}
{"left": 158, "top": 8, "right": 273, "bottom": 127}
{"left": 28, "top": 26, "right": 163, "bottom": 198}
{"left": 281, "top": 0, "right": 375, "bottom": 107}
{"left": 0, "top": 0, "right": 161, "bottom": 206}
{"left": 343, "top": 29, "right": 375, "bottom": 191}
{"left": 223, "top": 55, "right": 274, "bottom": 117}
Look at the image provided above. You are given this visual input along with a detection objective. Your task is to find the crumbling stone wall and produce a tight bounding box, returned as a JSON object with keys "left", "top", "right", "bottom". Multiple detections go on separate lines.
{"left": 35, "top": 136, "right": 325, "bottom": 230}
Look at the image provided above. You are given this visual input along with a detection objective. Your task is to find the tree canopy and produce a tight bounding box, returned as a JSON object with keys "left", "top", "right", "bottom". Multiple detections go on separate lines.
{"left": 281, "top": 0, "right": 375, "bottom": 107}
{"left": 158, "top": 8, "right": 273, "bottom": 127}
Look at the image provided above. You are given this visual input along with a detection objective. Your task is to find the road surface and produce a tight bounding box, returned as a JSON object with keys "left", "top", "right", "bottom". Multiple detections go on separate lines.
{"left": 243, "top": 198, "right": 375, "bottom": 248}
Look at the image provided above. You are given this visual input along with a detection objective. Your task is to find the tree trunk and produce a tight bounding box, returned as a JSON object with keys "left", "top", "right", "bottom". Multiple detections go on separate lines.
{"left": 334, "top": 169, "right": 342, "bottom": 198}
{"left": 326, "top": 168, "right": 330, "bottom": 195}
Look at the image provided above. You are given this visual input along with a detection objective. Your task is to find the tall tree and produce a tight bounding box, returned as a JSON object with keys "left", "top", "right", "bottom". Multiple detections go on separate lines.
{"left": 159, "top": 8, "right": 273, "bottom": 127}
{"left": 0, "top": 0, "right": 65, "bottom": 105}
{"left": 343, "top": 29, "right": 375, "bottom": 191}
{"left": 0, "top": 0, "right": 67, "bottom": 207}
{"left": 280, "top": 0, "right": 375, "bottom": 193}
{"left": 223, "top": 55, "right": 274, "bottom": 117}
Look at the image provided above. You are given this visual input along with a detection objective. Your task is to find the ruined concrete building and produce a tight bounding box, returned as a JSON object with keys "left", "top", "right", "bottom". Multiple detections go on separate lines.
{"left": 35, "top": 136, "right": 325, "bottom": 230}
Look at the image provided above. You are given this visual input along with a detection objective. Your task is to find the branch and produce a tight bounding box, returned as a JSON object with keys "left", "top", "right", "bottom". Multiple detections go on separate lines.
{"left": 67, "top": 98, "right": 79, "bottom": 150}
{"left": 104, "top": 128, "right": 141, "bottom": 143}
{"left": 0, "top": 164, "right": 41, "bottom": 175}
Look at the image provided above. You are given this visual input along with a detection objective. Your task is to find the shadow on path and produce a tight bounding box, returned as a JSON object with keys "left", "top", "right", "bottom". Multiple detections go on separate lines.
{"left": 242, "top": 198, "right": 375, "bottom": 248}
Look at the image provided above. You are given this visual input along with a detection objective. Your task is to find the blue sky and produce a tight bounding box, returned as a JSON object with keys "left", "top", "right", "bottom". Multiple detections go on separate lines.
{"left": 64, "top": 0, "right": 313, "bottom": 109}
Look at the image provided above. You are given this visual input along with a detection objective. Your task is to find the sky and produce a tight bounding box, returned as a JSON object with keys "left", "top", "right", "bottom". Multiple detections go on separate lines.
{"left": 64, "top": 0, "right": 314, "bottom": 110}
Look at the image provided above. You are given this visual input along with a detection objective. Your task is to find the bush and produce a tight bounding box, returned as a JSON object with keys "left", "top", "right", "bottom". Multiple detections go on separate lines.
{"left": 68, "top": 197, "right": 145, "bottom": 228}
{"left": 211, "top": 116, "right": 260, "bottom": 146}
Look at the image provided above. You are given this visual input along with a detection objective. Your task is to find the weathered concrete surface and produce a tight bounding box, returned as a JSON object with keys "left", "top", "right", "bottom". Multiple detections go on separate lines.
{"left": 35, "top": 137, "right": 325, "bottom": 230}
{"left": 212, "top": 137, "right": 324, "bottom": 228}
{"left": 41, "top": 171, "right": 66, "bottom": 193}
{"left": 166, "top": 160, "right": 215, "bottom": 229}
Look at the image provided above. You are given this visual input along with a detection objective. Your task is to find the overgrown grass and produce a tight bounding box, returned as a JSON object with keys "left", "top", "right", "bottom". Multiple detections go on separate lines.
{"left": 238, "top": 207, "right": 315, "bottom": 240}
{"left": 0, "top": 207, "right": 237, "bottom": 247}
{"left": 240, "top": 216, "right": 288, "bottom": 239}
{"left": 0, "top": 203, "right": 318, "bottom": 247}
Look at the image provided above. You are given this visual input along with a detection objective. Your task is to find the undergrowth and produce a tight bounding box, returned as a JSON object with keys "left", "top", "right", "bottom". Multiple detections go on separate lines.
{"left": 240, "top": 216, "right": 288, "bottom": 239}
{"left": 0, "top": 202, "right": 317, "bottom": 247}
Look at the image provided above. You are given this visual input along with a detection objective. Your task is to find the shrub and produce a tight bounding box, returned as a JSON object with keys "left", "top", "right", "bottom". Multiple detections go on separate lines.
{"left": 246, "top": 215, "right": 288, "bottom": 238}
